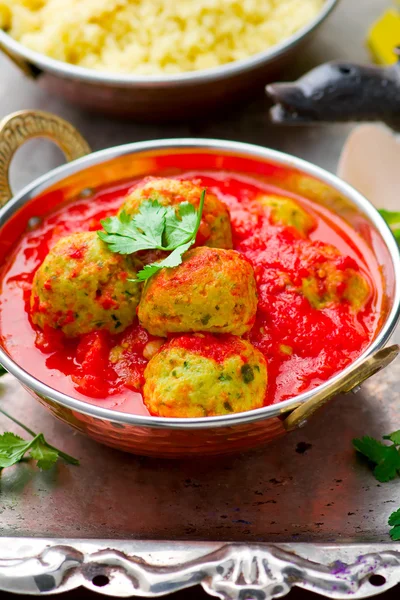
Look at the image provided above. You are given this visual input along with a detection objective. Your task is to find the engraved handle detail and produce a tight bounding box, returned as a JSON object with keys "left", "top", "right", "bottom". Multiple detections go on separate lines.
{"left": 0, "top": 110, "right": 91, "bottom": 208}
{"left": 283, "top": 344, "right": 399, "bottom": 431}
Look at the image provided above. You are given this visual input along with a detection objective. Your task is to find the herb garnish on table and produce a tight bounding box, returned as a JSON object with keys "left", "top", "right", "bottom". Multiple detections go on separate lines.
{"left": 0, "top": 407, "right": 79, "bottom": 471}
{"left": 354, "top": 431, "right": 400, "bottom": 540}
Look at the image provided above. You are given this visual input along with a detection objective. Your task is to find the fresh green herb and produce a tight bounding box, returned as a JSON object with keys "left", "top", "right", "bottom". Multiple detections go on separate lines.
{"left": 353, "top": 431, "right": 400, "bottom": 540}
{"left": 136, "top": 240, "right": 194, "bottom": 282}
{"left": 98, "top": 202, "right": 166, "bottom": 255}
{"left": 0, "top": 364, "right": 6, "bottom": 377}
{"left": 379, "top": 209, "right": 400, "bottom": 244}
{"left": 164, "top": 201, "right": 200, "bottom": 249}
{"left": 389, "top": 508, "right": 400, "bottom": 540}
{"left": 98, "top": 190, "right": 206, "bottom": 281}
{"left": 353, "top": 434, "right": 400, "bottom": 482}
{"left": 0, "top": 407, "right": 79, "bottom": 471}
{"left": 383, "top": 429, "right": 400, "bottom": 445}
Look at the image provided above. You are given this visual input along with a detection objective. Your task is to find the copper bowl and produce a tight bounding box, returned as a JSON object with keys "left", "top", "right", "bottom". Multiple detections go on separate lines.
{"left": 0, "top": 0, "right": 337, "bottom": 119}
{"left": 0, "top": 109, "right": 399, "bottom": 457}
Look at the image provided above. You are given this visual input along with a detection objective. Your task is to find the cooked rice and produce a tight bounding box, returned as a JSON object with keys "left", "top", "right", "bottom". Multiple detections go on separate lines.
{"left": 0, "top": 0, "right": 324, "bottom": 75}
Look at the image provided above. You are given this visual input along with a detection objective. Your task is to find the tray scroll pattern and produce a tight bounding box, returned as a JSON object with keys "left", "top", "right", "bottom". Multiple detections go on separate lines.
{"left": 1, "top": 542, "right": 400, "bottom": 599}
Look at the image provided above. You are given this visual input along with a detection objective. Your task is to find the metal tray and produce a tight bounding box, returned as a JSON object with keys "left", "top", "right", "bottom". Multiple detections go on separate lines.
{"left": 1, "top": 326, "right": 400, "bottom": 599}
{"left": 2, "top": 0, "right": 400, "bottom": 597}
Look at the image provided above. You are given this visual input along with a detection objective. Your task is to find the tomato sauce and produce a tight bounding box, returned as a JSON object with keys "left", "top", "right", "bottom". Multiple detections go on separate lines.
{"left": 0, "top": 171, "right": 382, "bottom": 415}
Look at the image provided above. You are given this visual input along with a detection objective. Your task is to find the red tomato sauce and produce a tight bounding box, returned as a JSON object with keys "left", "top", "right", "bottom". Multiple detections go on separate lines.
{"left": 0, "top": 171, "right": 382, "bottom": 414}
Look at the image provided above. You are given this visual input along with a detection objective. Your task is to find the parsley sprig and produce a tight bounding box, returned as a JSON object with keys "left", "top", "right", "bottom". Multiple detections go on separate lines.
{"left": 98, "top": 190, "right": 206, "bottom": 281}
{"left": 0, "top": 407, "right": 79, "bottom": 470}
{"left": 389, "top": 508, "right": 400, "bottom": 541}
{"left": 0, "top": 364, "right": 6, "bottom": 377}
{"left": 379, "top": 209, "right": 400, "bottom": 244}
{"left": 353, "top": 433, "right": 400, "bottom": 483}
{"left": 353, "top": 430, "right": 400, "bottom": 540}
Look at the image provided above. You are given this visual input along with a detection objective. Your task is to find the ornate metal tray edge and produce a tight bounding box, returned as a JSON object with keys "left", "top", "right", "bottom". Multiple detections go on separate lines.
{"left": 1, "top": 538, "right": 400, "bottom": 599}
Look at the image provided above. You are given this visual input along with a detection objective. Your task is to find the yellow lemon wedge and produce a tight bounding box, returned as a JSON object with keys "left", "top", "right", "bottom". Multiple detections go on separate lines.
{"left": 367, "top": 8, "right": 400, "bottom": 65}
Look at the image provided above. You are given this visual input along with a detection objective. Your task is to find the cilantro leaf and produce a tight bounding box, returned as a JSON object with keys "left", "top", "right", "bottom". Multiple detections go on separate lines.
{"left": 389, "top": 508, "right": 400, "bottom": 527}
{"left": 353, "top": 436, "right": 400, "bottom": 482}
{"left": 134, "top": 263, "right": 162, "bottom": 282}
{"left": 379, "top": 209, "right": 400, "bottom": 244}
{"left": 389, "top": 508, "right": 400, "bottom": 540}
{"left": 353, "top": 431, "right": 400, "bottom": 541}
{"left": 164, "top": 202, "right": 198, "bottom": 249}
{"left": 379, "top": 209, "right": 400, "bottom": 226}
{"left": 129, "top": 200, "right": 167, "bottom": 247}
{"left": 135, "top": 240, "right": 193, "bottom": 282}
{"left": 29, "top": 434, "right": 59, "bottom": 470}
{"left": 98, "top": 204, "right": 167, "bottom": 254}
{"left": 389, "top": 525, "right": 400, "bottom": 541}
{"left": 0, "top": 432, "right": 37, "bottom": 468}
{"left": 0, "top": 364, "right": 6, "bottom": 377}
{"left": 97, "top": 232, "right": 149, "bottom": 255}
{"left": 383, "top": 430, "right": 400, "bottom": 445}
{"left": 353, "top": 436, "right": 388, "bottom": 463}
{"left": 0, "top": 407, "right": 79, "bottom": 470}
{"left": 374, "top": 448, "right": 400, "bottom": 483}
{"left": 135, "top": 191, "right": 205, "bottom": 281}
{"left": 99, "top": 189, "right": 206, "bottom": 281}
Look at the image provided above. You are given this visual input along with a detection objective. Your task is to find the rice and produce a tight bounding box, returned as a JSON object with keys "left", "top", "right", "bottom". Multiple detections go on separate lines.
{"left": 0, "top": 0, "right": 324, "bottom": 75}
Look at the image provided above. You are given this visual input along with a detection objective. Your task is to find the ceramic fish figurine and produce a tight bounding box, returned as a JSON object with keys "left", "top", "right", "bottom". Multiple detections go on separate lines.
{"left": 266, "top": 52, "right": 400, "bottom": 128}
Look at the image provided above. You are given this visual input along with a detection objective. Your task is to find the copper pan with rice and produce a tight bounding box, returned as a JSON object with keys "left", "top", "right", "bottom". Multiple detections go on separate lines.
{"left": 0, "top": 0, "right": 337, "bottom": 119}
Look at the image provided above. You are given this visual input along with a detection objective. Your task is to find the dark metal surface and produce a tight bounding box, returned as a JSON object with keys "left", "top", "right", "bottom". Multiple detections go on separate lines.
{"left": 0, "top": 322, "right": 399, "bottom": 542}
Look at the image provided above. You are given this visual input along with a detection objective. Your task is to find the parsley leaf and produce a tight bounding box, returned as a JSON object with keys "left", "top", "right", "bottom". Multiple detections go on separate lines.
{"left": 379, "top": 209, "right": 400, "bottom": 244}
{"left": 135, "top": 240, "right": 194, "bottom": 282}
{"left": 389, "top": 508, "right": 400, "bottom": 540}
{"left": 0, "top": 432, "right": 34, "bottom": 468}
{"left": 0, "top": 364, "right": 6, "bottom": 377}
{"left": 0, "top": 407, "right": 79, "bottom": 470}
{"left": 30, "top": 434, "right": 60, "bottom": 470}
{"left": 353, "top": 436, "right": 400, "bottom": 482}
{"left": 0, "top": 432, "right": 59, "bottom": 470}
{"left": 164, "top": 202, "right": 198, "bottom": 249}
{"left": 99, "top": 188, "right": 206, "bottom": 281}
{"left": 383, "top": 430, "right": 400, "bottom": 445}
{"left": 354, "top": 431, "right": 400, "bottom": 540}
{"left": 128, "top": 201, "right": 167, "bottom": 247}
{"left": 98, "top": 204, "right": 167, "bottom": 255}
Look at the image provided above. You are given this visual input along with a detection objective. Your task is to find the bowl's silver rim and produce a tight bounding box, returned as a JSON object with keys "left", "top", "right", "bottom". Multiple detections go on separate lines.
{"left": 0, "top": 0, "right": 338, "bottom": 86}
{"left": 0, "top": 137, "right": 399, "bottom": 430}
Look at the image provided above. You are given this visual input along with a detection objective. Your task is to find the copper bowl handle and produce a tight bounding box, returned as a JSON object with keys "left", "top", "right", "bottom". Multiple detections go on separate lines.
{"left": 0, "top": 110, "right": 91, "bottom": 208}
{"left": 283, "top": 344, "right": 399, "bottom": 431}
